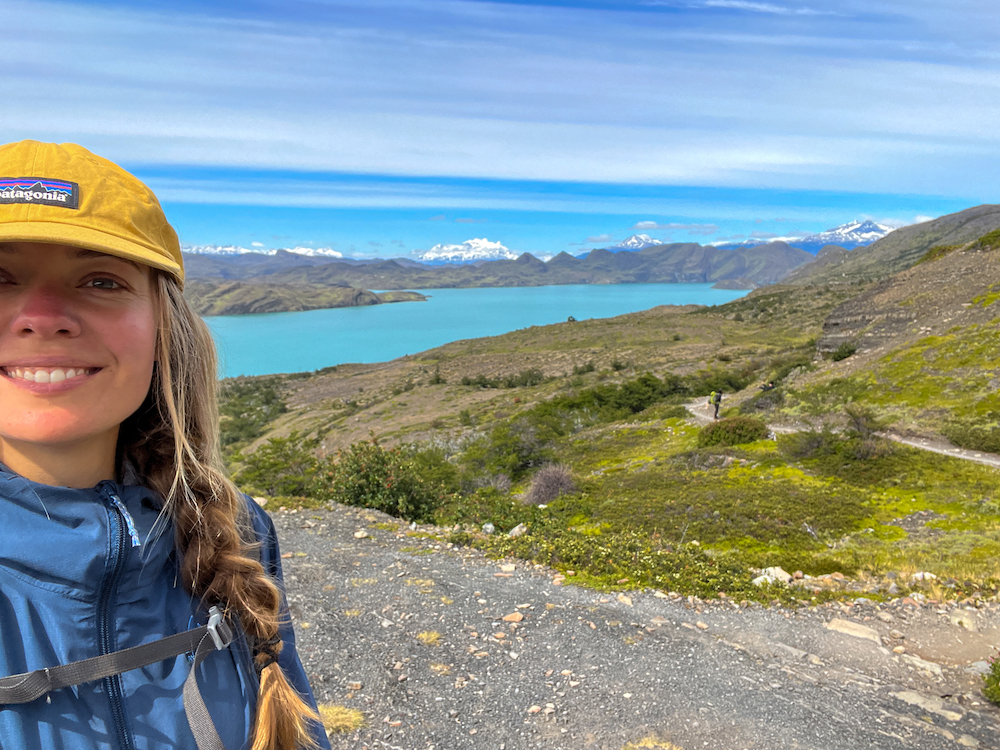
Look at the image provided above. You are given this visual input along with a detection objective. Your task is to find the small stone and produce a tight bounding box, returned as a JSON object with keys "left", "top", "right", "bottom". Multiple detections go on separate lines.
{"left": 901, "top": 654, "right": 944, "bottom": 678}
{"left": 887, "top": 583, "right": 900, "bottom": 595}
{"left": 569, "top": 680, "right": 580, "bottom": 687}
{"left": 653, "top": 591, "right": 669, "bottom": 599}
{"left": 397, "top": 674, "right": 407, "bottom": 682}
{"left": 507, "top": 523, "right": 528, "bottom": 538}
{"left": 347, "top": 681, "right": 362, "bottom": 691}
{"left": 957, "top": 736, "right": 979, "bottom": 748}
{"left": 353, "top": 530, "right": 369, "bottom": 539}
{"left": 890, "top": 629, "right": 904, "bottom": 639}
{"left": 501, "top": 563, "right": 516, "bottom": 573}
{"left": 560, "top": 669, "right": 572, "bottom": 676}
{"left": 911, "top": 571, "right": 938, "bottom": 582}
{"left": 893, "top": 646, "right": 906, "bottom": 654}
{"left": 876, "top": 611, "right": 894, "bottom": 623}
{"left": 252, "top": 496, "right": 268, "bottom": 507}
{"left": 493, "top": 632, "right": 507, "bottom": 639}
{"left": 503, "top": 612, "right": 524, "bottom": 623}
{"left": 793, "top": 570, "right": 804, "bottom": 579}
{"left": 623, "top": 693, "right": 632, "bottom": 699}
{"left": 696, "top": 621, "right": 708, "bottom": 630}
{"left": 481, "top": 522, "right": 495, "bottom": 535}
{"left": 617, "top": 593, "right": 633, "bottom": 607}
{"left": 825, "top": 618, "right": 881, "bottom": 645}
{"left": 527, "top": 705, "right": 542, "bottom": 714}
{"left": 509, "top": 651, "right": 519, "bottom": 660}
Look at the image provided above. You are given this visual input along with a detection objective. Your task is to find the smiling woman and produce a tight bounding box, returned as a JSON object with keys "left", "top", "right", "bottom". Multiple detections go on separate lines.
{"left": 0, "top": 141, "right": 329, "bottom": 750}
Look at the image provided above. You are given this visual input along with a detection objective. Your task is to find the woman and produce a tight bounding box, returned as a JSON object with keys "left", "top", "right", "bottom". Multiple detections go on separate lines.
{"left": 0, "top": 140, "right": 330, "bottom": 749}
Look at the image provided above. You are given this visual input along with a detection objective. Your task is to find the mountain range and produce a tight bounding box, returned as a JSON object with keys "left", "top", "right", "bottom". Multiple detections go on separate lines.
{"left": 185, "top": 240, "right": 813, "bottom": 289}
{"left": 711, "top": 220, "right": 895, "bottom": 254}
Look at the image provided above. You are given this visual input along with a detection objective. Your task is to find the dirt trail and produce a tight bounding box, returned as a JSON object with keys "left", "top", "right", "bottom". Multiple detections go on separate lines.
{"left": 279, "top": 505, "right": 1000, "bottom": 750}
{"left": 684, "top": 398, "right": 1000, "bottom": 469}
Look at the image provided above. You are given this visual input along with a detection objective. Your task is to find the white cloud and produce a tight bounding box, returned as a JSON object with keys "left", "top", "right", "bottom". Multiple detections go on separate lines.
{"left": 587, "top": 233, "right": 614, "bottom": 243}
{"left": 702, "top": 1, "right": 829, "bottom": 16}
{"left": 251, "top": 241, "right": 265, "bottom": 247}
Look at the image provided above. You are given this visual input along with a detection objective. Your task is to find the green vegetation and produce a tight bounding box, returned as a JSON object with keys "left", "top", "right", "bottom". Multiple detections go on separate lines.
{"left": 829, "top": 341, "right": 857, "bottom": 361}
{"left": 915, "top": 244, "right": 961, "bottom": 266}
{"left": 185, "top": 279, "right": 425, "bottom": 316}
{"left": 460, "top": 368, "right": 547, "bottom": 388}
{"left": 984, "top": 655, "right": 1000, "bottom": 706}
{"left": 218, "top": 377, "right": 288, "bottom": 453}
{"left": 698, "top": 416, "right": 769, "bottom": 447}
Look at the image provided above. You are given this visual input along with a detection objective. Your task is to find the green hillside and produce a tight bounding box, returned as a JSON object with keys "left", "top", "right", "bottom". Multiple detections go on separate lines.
{"left": 184, "top": 279, "right": 425, "bottom": 315}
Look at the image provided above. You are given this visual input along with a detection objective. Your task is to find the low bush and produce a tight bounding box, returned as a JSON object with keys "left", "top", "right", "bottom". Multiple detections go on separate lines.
{"left": 435, "top": 487, "right": 540, "bottom": 533}
{"left": 523, "top": 464, "right": 576, "bottom": 505}
{"left": 984, "top": 653, "right": 1000, "bottom": 706}
{"left": 697, "top": 416, "right": 769, "bottom": 447}
{"left": 942, "top": 421, "right": 1000, "bottom": 454}
{"left": 830, "top": 341, "right": 857, "bottom": 361}
{"left": 460, "top": 368, "right": 547, "bottom": 389}
{"left": 316, "top": 436, "right": 440, "bottom": 522}
{"left": 218, "top": 377, "right": 287, "bottom": 450}
{"left": 572, "top": 362, "right": 596, "bottom": 375}
{"left": 234, "top": 432, "right": 318, "bottom": 497}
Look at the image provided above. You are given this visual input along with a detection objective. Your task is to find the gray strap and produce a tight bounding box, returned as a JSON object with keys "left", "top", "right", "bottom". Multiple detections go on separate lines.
{"left": 183, "top": 632, "right": 229, "bottom": 750}
{"left": 0, "top": 627, "right": 209, "bottom": 705}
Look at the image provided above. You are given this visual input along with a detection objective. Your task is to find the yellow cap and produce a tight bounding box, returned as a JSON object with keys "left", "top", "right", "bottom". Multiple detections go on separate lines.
{"left": 0, "top": 140, "right": 183, "bottom": 283}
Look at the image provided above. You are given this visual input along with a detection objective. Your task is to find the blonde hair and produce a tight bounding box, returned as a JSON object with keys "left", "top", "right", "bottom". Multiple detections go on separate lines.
{"left": 119, "top": 272, "right": 318, "bottom": 750}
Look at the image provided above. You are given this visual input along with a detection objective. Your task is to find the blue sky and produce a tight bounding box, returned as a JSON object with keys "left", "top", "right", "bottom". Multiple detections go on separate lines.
{"left": 2, "top": 0, "right": 998, "bottom": 257}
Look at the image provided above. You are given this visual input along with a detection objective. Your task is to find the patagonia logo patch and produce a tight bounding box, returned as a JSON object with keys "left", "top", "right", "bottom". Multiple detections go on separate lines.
{"left": 0, "top": 177, "right": 80, "bottom": 209}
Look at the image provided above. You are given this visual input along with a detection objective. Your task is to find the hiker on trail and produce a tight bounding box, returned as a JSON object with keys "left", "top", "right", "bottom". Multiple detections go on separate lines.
{"left": 712, "top": 390, "right": 723, "bottom": 419}
{"left": 0, "top": 141, "right": 329, "bottom": 750}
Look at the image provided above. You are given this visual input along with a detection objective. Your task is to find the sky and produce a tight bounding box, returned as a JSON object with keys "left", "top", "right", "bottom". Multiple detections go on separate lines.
{"left": 2, "top": 0, "right": 998, "bottom": 258}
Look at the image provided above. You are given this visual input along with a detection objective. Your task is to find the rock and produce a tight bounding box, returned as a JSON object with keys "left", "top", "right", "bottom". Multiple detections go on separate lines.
{"left": 481, "top": 523, "right": 495, "bottom": 535}
{"left": 876, "top": 611, "right": 894, "bottom": 622}
{"left": 889, "top": 629, "right": 904, "bottom": 639}
{"left": 949, "top": 610, "right": 978, "bottom": 632}
{"left": 793, "top": 570, "right": 804, "bottom": 579}
{"left": 653, "top": 591, "right": 669, "bottom": 599}
{"left": 887, "top": 583, "right": 900, "bottom": 595}
{"left": 967, "top": 661, "right": 991, "bottom": 676}
{"left": 893, "top": 646, "right": 906, "bottom": 654}
{"left": 347, "top": 681, "right": 362, "bottom": 691}
{"left": 252, "top": 496, "right": 268, "bottom": 507}
{"left": 527, "top": 705, "right": 542, "bottom": 714}
{"left": 890, "top": 691, "right": 962, "bottom": 721}
{"left": 508, "top": 523, "right": 528, "bottom": 538}
{"left": 500, "top": 563, "right": 516, "bottom": 573}
{"left": 901, "top": 653, "right": 944, "bottom": 678}
{"left": 763, "top": 567, "right": 793, "bottom": 583}
{"left": 911, "top": 571, "right": 938, "bottom": 582}
{"left": 825, "top": 618, "right": 881, "bottom": 645}
{"left": 353, "top": 530, "right": 369, "bottom": 539}
{"left": 502, "top": 612, "right": 524, "bottom": 623}
{"left": 696, "top": 621, "right": 709, "bottom": 630}
{"left": 957, "top": 736, "right": 979, "bottom": 748}
{"left": 617, "top": 593, "right": 633, "bottom": 607}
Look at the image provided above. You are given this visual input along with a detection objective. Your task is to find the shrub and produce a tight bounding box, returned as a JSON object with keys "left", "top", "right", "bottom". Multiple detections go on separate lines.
{"left": 460, "top": 368, "right": 547, "bottom": 389}
{"left": 942, "top": 421, "right": 1000, "bottom": 454}
{"left": 234, "top": 432, "right": 318, "bottom": 497}
{"left": 218, "top": 377, "right": 287, "bottom": 449}
{"left": 460, "top": 418, "right": 550, "bottom": 481}
{"left": 984, "top": 652, "right": 1000, "bottom": 706}
{"left": 428, "top": 366, "right": 446, "bottom": 385}
{"left": 316, "top": 436, "right": 439, "bottom": 522}
{"left": 977, "top": 228, "right": 1000, "bottom": 250}
{"left": 830, "top": 341, "right": 857, "bottom": 361}
{"left": 572, "top": 361, "right": 596, "bottom": 375}
{"left": 697, "top": 416, "right": 769, "bottom": 447}
{"left": 611, "top": 359, "right": 628, "bottom": 371}
{"left": 523, "top": 464, "right": 576, "bottom": 506}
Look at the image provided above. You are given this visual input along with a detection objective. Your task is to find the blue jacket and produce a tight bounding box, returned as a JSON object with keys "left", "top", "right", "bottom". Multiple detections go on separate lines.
{"left": 0, "top": 465, "right": 331, "bottom": 750}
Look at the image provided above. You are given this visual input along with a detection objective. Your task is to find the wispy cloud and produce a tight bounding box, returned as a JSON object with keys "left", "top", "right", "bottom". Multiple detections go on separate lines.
{"left": 702, "top": 1, "right": 830, "bottom": 16}
{"left": 633, "top": 221, "right": 719, "bottom": 235}
{"left": 587, "top": 233, "right": 614, "bottom": 243}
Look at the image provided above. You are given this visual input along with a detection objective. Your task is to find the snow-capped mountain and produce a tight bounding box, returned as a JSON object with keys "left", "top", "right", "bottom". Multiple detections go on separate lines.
{"left": 604, "top": 234, "right": 664, "bottom": 252}
{"left": 416, "top": 238, "right": 518, "bottom": 264}
{"left": 713, "top": 220, "right": 896, "bottom": 254}
{"left": 183, "top": 245, "right": 343, "bottom": 258}
{"left": 803, "top": 220, "right": 894, "bottom": 248}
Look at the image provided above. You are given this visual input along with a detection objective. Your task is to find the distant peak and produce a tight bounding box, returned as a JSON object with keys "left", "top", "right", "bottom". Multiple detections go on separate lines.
{"left": 416, "top": 238, "right": 518, "bottom": 263}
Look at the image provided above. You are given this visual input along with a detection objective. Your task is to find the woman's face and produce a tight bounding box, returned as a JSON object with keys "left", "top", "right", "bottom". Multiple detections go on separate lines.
{"left": 0, "top": 242, "right": 157, "bottom": 448}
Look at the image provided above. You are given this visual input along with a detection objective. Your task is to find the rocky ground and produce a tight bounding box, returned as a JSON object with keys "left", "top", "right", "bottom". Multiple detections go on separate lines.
{"left": 275, "top": 503, "right": 1000, "bottom": 750}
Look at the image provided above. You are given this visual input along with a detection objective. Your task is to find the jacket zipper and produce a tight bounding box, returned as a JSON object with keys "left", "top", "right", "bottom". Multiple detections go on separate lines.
{"left": 98, "top": 483, "right": 136, "bottom": 750}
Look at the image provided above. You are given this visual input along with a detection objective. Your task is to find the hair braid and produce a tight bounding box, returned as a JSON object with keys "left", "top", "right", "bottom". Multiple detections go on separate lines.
{"left": 121, "top": 273, "right": 318, "bottom": 750}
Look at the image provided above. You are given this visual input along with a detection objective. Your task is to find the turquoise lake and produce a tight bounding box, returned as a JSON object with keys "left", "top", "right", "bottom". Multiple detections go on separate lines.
{"left": 205, "top": 284, "right": 748, "bottom": 378}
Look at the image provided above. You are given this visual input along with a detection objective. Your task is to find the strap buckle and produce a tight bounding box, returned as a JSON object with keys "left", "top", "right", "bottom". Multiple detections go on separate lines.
{"left": 206, "top": 606, "right": 233, "bottom": 651}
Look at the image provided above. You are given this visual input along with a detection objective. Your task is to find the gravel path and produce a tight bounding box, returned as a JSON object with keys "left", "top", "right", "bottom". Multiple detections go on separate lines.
{"left": 277, "top": 504, "right": 1000, "bottom": 750}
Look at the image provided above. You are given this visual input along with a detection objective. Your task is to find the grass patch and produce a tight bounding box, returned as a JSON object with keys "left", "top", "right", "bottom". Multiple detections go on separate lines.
{"left": 318, "top": 704, "right": 365, "bottom": 734}
{"left": 416, "top": 631, "right": 442, "bottom": 646}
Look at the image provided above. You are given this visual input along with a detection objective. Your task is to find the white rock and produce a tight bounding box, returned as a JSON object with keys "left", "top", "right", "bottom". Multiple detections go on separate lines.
{"left": 949, "top": 610, "right": 978, "bottom": 632}
{"left": 507, "top": 523, "right": 528, "bottom": 538}
{"left": 824, "top": 618, "right": 881, "bottom": 645}
{"left": 482, "top": 523, "right": 495, "bottom": 534}
{"left": 890, "top": 691, "right": 961, "bottom": 720}
{"left": 910, "top": 571, "right": 938, "bottom": 582}
{"left": 761, "top": 566, "right": 793, "bottom": 584}
{"left": 901, "top": 653, "right": 944, "bottom": 678}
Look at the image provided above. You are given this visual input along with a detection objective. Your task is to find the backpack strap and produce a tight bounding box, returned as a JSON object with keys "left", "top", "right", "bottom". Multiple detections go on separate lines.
{"left": 0, "top": 606, "right": 234, "bottom": 750}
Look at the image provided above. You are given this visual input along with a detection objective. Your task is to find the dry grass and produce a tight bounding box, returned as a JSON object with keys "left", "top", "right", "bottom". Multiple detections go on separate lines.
{"left": 416, "top": 630, "right": 442, "bottom": 646}
{"left": 622, "top": 737, "right": 685, "bottom": 750}
{"left": 318, "top": 704, "right": 365, "bottom": 735}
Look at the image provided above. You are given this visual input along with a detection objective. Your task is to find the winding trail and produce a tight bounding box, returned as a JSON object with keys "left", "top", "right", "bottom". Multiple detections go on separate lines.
{"left": 684, "top": 398, "right": 1000, "bottom": 469}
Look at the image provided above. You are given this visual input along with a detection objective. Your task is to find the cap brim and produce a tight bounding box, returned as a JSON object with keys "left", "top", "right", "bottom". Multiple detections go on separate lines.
{"left": 0, "top": 221, "right": 183, "bottom": 283}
